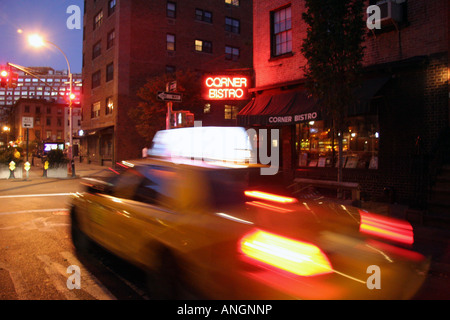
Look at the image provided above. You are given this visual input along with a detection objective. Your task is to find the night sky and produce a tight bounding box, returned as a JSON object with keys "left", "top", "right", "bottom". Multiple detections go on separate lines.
{"left": 0, "top": 0, "right": 84, "bottom": 73}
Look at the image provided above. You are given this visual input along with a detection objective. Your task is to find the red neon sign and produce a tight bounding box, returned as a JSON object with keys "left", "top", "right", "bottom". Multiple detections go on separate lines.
{"left": 204, "top": 76, "right": 249, "bottom": 100}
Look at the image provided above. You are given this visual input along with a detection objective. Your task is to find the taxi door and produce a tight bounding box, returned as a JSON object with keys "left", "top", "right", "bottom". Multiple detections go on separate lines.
{"left": 85, "top": 168, "right": 143, "bottom": 254}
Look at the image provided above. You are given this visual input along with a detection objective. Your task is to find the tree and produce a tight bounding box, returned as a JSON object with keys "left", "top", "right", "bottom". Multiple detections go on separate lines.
{"left": 301, "top": 0, "right": 366, "bottom": 194}
{"left": 129, "top": 69, "right": 202, "bottom": 144}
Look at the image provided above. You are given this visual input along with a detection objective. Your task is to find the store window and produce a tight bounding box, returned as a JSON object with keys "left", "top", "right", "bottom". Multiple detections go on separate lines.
{"left": 296, "top": 116, "right": 379, "bottom": 169}
{"left": 224, "top": 105, "right": 238, "bottom": 120}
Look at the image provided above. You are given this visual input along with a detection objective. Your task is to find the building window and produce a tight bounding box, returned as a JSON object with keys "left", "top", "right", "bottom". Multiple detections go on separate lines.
{"left": 225, "top": 17, "right": 240, "bottom": 34}
{"left": 106, "top": 96, "right": 114, "bottom": 115}
{"left": 195, "top": 39, "right": 212, "bottom": 53}
{"left": 57, "top": 131, "right": 62, "bottom": 140}
{"left": 92, "top": 70, "right": 101, "bottom": 89}
{"left": 35, "top": 129, "right": 40, "bottom": 140}
{"left": 225, "top": 46, "right": 239, "bottom": 61}
{"left": 296, "top": 116, "right": 379, "bottom": 169}
{"left": 46, "top": 130, "right": 52, "bottom": 139}
{"left": 165, "top": 65, "right": 176, "bottom": 73}
{"left": 106, "top": 63, "right": 114, "bottom": 82}
{"left": 167, "top": 34, "right": 175, "bottom": 51}
{"left": 108, "top": 0, "right": 116, "bottom": 16}
{"left": 35, "top": 117, "right": 41, "bottom": 125}
{"left": 91, "top": 101, "right": 100, "bottom": 118}
{"left": 224, "top": 105, "right": 238, "bottom": 120}
{"left": 107, "top": 29, "right": 115, "bottom": 49}
{"left": 167, "top": 1, "right": 176, "bottom": 18}
{"left": 46, "top": 117, "right": 51, "bottom": 126}
{"left": 203, "top": 103, "right": 211, "bottom": 114}
{"left": 93, "top": 10, "right": 103, "bottom": 30}
{"left": 195, "top": 9, "right": 212, "bottom": 23}
{"left": 47, "top": 107, "right": 51, "bottom": 114}
{"left": 225, "top": 0, "right": 239, "bottom": 6}
{"left": 92, "top": 40, "right": 101, "bottom": 59}
{"left": 272, "top": 6, "right": 292, "bottom": 56}
{"left": 24, "top": 105, "right": 30, "bottom": 113}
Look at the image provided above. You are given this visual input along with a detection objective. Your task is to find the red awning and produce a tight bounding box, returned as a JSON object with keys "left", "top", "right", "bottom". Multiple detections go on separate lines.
{"left": 237, "top": 90, "right": 319, "bottom": 126}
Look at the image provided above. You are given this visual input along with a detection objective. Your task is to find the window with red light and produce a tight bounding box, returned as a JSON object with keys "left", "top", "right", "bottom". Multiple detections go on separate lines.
{"left": 271, "top": 6, "right": 292, "bottom": 57}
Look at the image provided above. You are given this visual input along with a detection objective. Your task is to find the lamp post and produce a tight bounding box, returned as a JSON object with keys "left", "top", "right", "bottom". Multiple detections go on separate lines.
{"left": 28, "top": 34, "right": 76, "bottom": 177}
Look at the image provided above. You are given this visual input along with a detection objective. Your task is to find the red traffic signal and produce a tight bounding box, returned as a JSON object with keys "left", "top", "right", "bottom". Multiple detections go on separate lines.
{"left": 8, "top": 72, "right": 18, "bottom": 88}
{"left": 0, "top": 67, "right": 9, "bottom": 88}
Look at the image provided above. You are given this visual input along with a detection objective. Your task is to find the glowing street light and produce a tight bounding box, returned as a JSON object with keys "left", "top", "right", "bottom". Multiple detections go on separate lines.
{"left": 28, "top": 34, "right": 76, "bottom": 177}
{"left": 28, "top": 34, "right": 45, "bottom": 48}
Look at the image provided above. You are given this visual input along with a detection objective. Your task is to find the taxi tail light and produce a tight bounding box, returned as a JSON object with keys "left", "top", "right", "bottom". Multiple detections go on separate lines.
{"left": 359, "top": 210, "right": 414, "bottom": 246}
{"left": 239, "top": 229, "right": 333, "bottom": 277}
{"left": 244, "top": 190, "right": 297, "bottom": 204}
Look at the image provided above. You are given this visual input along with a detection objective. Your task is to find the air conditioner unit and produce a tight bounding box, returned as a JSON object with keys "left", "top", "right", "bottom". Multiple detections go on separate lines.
{"left": 376, "top": 0, "right": 404, "bottom": 27}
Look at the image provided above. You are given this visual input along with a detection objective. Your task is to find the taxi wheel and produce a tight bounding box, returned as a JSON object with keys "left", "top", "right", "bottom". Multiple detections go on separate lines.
{"left": 146, "top": 250, "right": 182, "bottom": 299}
{"left": 70, "top": 209, "right": 91, "bottom": 254}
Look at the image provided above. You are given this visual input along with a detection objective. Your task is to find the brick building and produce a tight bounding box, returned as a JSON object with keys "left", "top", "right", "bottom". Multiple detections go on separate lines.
{"left": 238, "top": 0, "right": 449, "bottom": 209}
{"left": 0, "top": 67, "right": 82, "bottom": 132}
{"left": 9, "top": 98, "right": 82, "bottom": 156}
{"left": 81, "top": 0, "right": 253, "bottom": 165}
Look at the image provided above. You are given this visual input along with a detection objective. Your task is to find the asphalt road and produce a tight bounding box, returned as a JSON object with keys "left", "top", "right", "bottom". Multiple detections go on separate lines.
{"left": 0, "top": 163, "right": 449, "bottom": 300}
{"left": 0, "top": 174, "right": 151, "bottom": 300}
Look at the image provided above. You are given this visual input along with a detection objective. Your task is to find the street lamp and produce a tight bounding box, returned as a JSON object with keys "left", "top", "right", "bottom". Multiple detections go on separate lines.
{"left": 28, "top": 34, "right": 76, "bottom": 177}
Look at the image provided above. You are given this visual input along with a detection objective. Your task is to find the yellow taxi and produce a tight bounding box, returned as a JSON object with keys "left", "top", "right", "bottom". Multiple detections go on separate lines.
{"left": 69, "top": 127, "right": 429, "bottom": 299}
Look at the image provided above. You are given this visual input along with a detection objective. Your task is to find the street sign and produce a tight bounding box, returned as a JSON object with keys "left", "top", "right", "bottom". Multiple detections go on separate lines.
{"left": 157, "top": 91, "right": 182, "bottom": 102}
{"left": 168, "top": 81, "right": 177, "bottom": 92}
{"left": 22, "top": 116, "right": 34, "bottom": 128}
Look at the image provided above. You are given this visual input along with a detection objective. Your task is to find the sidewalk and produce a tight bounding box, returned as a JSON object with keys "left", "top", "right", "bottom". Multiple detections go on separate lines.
{"left": 0, "top": 160, "right": 112, "bottom": 183}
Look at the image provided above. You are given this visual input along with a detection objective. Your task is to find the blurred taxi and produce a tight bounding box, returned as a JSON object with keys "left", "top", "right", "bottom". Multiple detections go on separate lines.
{"left": 69, "top": 127, "right": 429, "bottom": 299}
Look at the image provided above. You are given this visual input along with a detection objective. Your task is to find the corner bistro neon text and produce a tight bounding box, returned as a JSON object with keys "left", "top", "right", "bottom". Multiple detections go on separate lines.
{"left": 269, "top": 112, "right": 318, "bottom": 124}
{"left": 205, "top": 76, "right": 248, "bottom": 100}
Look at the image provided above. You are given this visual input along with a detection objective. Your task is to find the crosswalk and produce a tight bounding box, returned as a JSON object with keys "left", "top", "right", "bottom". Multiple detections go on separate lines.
{"left": 36, "top": 251, "right": 117, "bottom": 300}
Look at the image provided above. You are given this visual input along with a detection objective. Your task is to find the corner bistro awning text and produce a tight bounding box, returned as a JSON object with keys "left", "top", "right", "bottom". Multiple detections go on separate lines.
{"left": 268, "top": 112, "right": 318, "bottom": 124}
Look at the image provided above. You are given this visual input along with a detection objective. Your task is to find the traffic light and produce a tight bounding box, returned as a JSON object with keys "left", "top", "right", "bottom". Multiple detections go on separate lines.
{"left": 0, "top": 67, "right": 9, "bottom": 88}
{"left": 8, "top": 71, "right": 18, "bottom": 88}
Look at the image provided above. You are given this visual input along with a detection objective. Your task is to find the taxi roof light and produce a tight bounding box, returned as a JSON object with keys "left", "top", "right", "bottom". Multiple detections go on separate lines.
{"left": 149, "top": 126, "right": 253, "bottom": 164}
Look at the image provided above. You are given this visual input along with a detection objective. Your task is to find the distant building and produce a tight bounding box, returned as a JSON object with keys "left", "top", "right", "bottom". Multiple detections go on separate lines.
{"left": 0, "top": 66, "right": 82, "bottom": 131}
{"left": 81, "top": 0, "right": 253, "bottom": 165}
{"left": 9, "top": 98, "right": 81, "bottom": 155}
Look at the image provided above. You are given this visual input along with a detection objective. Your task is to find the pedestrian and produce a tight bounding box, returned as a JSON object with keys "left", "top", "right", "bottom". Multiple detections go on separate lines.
{"left": 142, "top": 147, "right": 148, "bottom": 158}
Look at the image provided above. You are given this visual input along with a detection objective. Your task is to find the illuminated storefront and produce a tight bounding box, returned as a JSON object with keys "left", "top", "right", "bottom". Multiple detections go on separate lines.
{"left": 297, "top": 115, "right": 379, "bottom": 169}
{"left": 201, "top": 74, "right": 252, "bottom": 126}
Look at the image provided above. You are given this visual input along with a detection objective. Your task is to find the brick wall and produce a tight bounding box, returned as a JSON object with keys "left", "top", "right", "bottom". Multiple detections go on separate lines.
{"left": 253, "top": 0, "right": 308, "bottom": 88}
{"left": 363, "top": 0, "right": 448, "bottom": 66}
